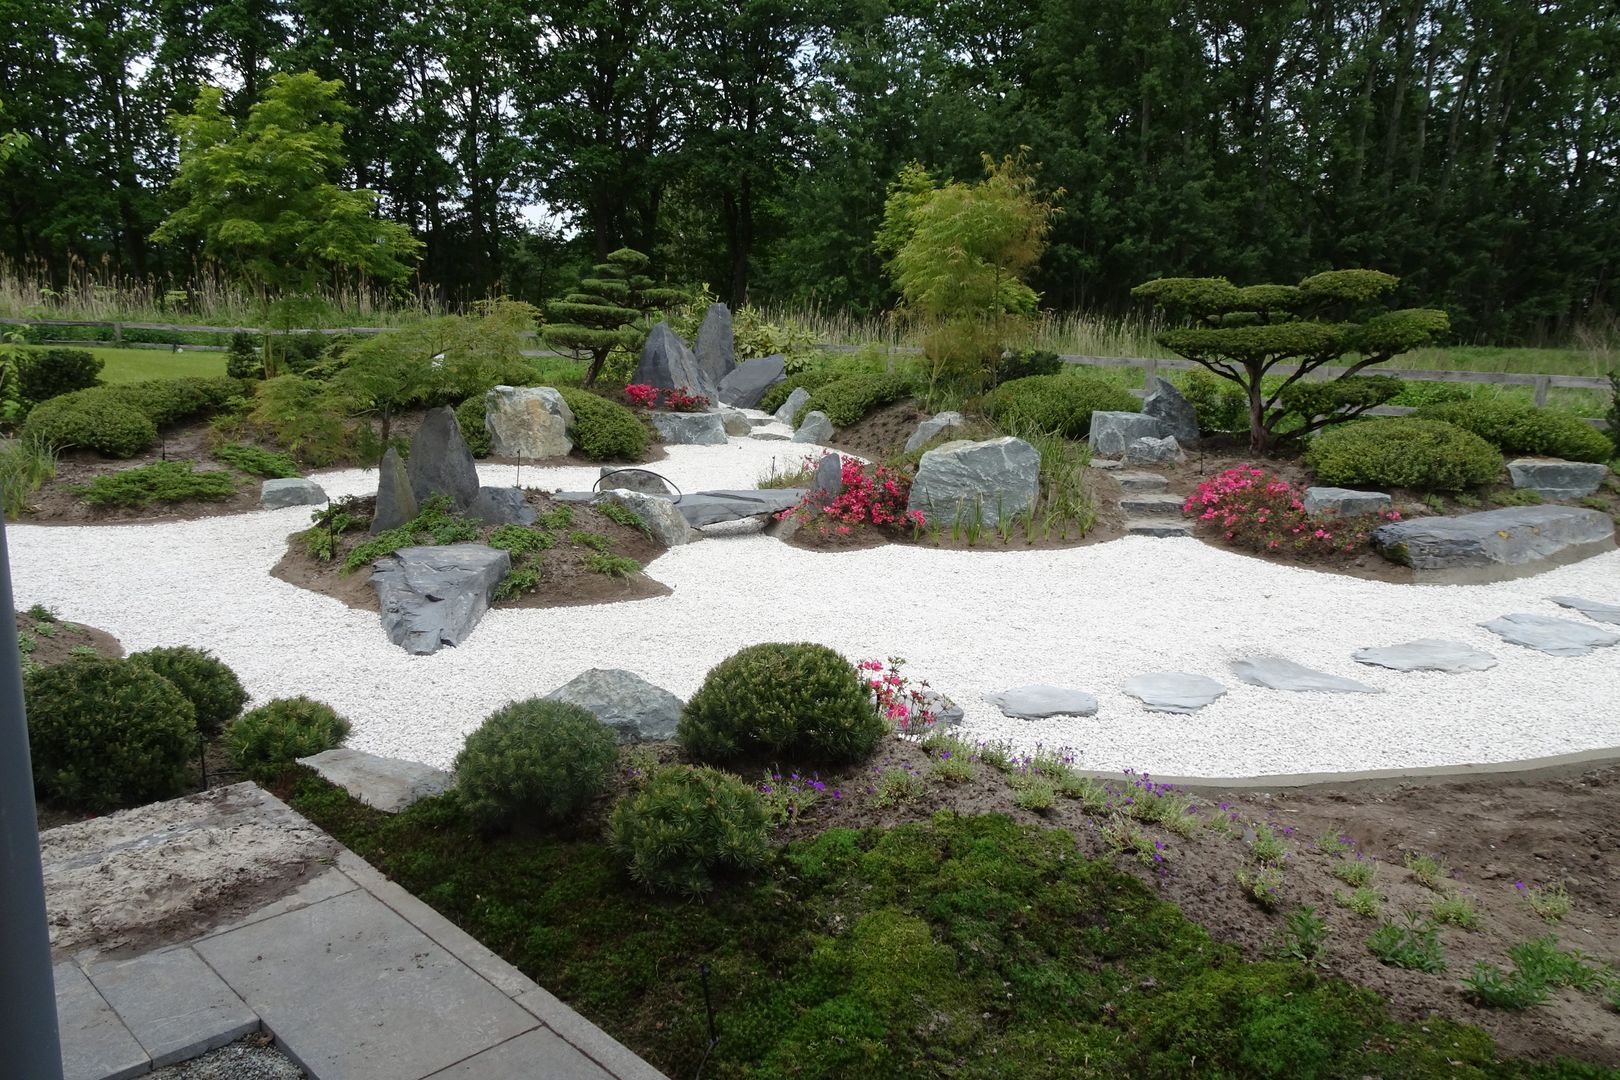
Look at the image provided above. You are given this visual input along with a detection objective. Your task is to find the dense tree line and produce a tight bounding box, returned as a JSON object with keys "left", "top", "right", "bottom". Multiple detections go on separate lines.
{"left": 1, "top": 0, "right": 1615, "bottom": 341}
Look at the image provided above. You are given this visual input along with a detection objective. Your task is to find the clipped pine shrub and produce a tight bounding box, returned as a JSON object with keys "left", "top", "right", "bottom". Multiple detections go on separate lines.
{"left": 24, "top": 658, "right": 197, "bottom": 810}
{"left": 456, "top": 394, "right": 493, "bottom": 457}
{"left": 226, "top": 696, "right": 350, "bottom": 783}
{"left": 795, "top": 372, "right": 917, "bottom": 428}
{"left": 118, "top": 376, "right": 245, "bottom": 427}
{"left": 22, "top": 392, "right": 158, "bottom": 457}
{"left": 1305, "top": 418, "right": 1504, "bottom": 492}
{"left": 679, "top": 642, "right": 885, "bottom": 764}
{"left": 557, "top": 387, "right": 649, "bottom": 460}
{"left": 609, "top": 765, "right": 769, "bottom": 895}
{"left": 16, "top": 348, "right": 103, "bottom": 404}
{"left": 76, "top": 462, "right": 238, "bottom": 507}
{"left": 982, "top": 374, "right": 1139, "bottom": 438}
{"left": 127, "top": 646, "right": 248, "bottom": 736}
{"left": 452, "top": 698, "right": 618, "bottom": 829}
{"left": 212, "top": 442, "right": 301, "bottom": 478}
{"left": 1414, "top": 399, "right": 1613, "bottom": 463}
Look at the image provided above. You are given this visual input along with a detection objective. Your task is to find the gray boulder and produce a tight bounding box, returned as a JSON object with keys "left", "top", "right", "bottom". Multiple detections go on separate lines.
{"left": 811, "top": 453, "right": 845, "bottom": 503}
{"left": 693, "top": 304, "right": 736, "bottom": 390}
{"left": 371, "top": 447, "right": 419, "bottom": 534}
{"left": 598, "top": 466, "right": 676, "bottom": 498}
{"left": 484, "top": 385, "right": 573, "bottom": 459}
{"left": 260, "top": 477, "right": 326, "bottom": 509}
{"left": 407, "top": 406, "right": 480, "bottom": 511}
{"left": 1141, "top": 377, "right": 1200, "bottom": 443}
{"left": 546, "top": 668, "right": 685, "bottom": 744}
{"left": 1507, "top": 457, "right": 1608, "bottom": 501}
{"left": 1090, "top": 411, "right": 1168, "bottom": 456}
{"left": 1122, "top": 672, "right": 1227, "bottom": 713}
{"left": 594, "top": 488, "right": 696, "bottom": 547}
{"left": 906, "top": 437, "right": 1041, "bottom": 528}
{"left": 718, "top": 354, "right": 786, "bottom": 408}
{"left": 467, "top": 486, "right": 537, "bottom": 526}
{"left": 916, "top": 688, "right": 964, "bottom": 729}
{"left": 1230, "top": 656, "right": 1380, "bottom": 693}
{"left": 633, "top": 321, "right": 711, "bottom": 396}
{"left": 1352, "top": 639, "right": 1498, "bottom": 673}
{"left": 1372, "top": 506, "right": 1614, "bottom": 582}
{"left": 1124, "top": 435, "right": 1186, "bottom": 465}
{"left": 751, "top": 430, "right": 791, "bottom": 441}
{"left": 296, "top": 748, "right": 450, "bottom": 813}
{"left": 1304, "top": 487, "right": 1393, "bottom": 517}
{"left": 676, "top": 489, "right": 804, "bottom": 526}
{"left": 1479, "top": 613, "right": 1620, "bottom": 657}
{"left": 371, "top": 543, "right": 510, "bottom": 655}
{"left": 717, "top": 409, "right": 752, "bottom": 437}
{"left": 773, "top": 386, "right": 811, "bottom": 425}
{"left": 792, "top": 410, "right": 834, "bottom": 445}
{"left": 986, "top": 684, "right": 1099, "bottom": 720}
{"left": 649, "top": 411, "right": 728, "bottom": 445}
{"left": 904, "top": 411, "right": 968, "bottom": 453}
{"left": 1547, "top": 595, "right": 1620, "bottom": 626}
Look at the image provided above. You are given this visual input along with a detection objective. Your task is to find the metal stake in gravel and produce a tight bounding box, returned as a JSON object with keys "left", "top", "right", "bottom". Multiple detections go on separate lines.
{"left": 0, "top": 518, "right": 66, "bottom": 1079}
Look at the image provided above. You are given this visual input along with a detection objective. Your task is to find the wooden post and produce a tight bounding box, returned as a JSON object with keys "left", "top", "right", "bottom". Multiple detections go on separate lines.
{"left": 1143, "top": 357, "right": 1158, "bottom": 384}
{"left": 1533, "top": 375, "right": 1550, "bottom": 408}
{"left": 112, "top": 321, "right": 123, "bottom": 346}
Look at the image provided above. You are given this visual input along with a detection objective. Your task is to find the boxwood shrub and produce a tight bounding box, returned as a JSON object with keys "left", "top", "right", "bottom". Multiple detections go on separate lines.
{"left": 983, "top": 374, "right": 1139, "bottom": 438}
{"left": 16, "top": 348, "right": 103, "bottom": 405}
{"left": 226, "top": 696, "right": 350, "bottom": 783}
{"left": 557, "top": 387, "right": 649, "bottom": 460}
{"left": 452, "top": 698, "right": 618, "bottom": 829}
{"left": 1414, "top": 399, "right": 1612, "bottom": 463}
{"left": 21, "top": 376, "right": 245, "bottom": 457}
{"left": 456, "top": 395, "right": 493, "bottom": 457}
{"left": 127, "top": 645, "right": 248, "bottom": 736}
{"left": 1305, "top": 418, "right": 1504, "bottom": 491}
{"left": 609, "top": 764, "right": 769, "bottom": 895}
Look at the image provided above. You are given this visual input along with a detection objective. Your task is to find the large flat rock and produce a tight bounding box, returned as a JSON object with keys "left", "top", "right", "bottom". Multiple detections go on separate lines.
{"left": 649, "top": 411, "right": 728, "bottom": 445}
{"left": 717, "top": 354, "right": 786, "bottom": 409}
{"left": 296, "top": 748, "right": 452, "bottom": 813}
{"left": 986, "top": 684, "right": 1098, "bottom": 719}
{"left": 1372, "top": 506, "right": 1614, "bottom": 583}
{"left": 1352, "top": 639, "right": 1498, "bottom": 673}
{"left": 1479, "top": 613, "right": 1620, "bottom": 657}
{"left": 1507, "top": 457, "right": 1608, "bottom": 500}
{"left": 371, "top": 543, "right": 510, "bottom": 655}
{"left": 675, "top": 489, "right": 804, "bottom": 526}
{"left": 1547, "top": 595, "right": 1620, "bottom": 626}
{"left": 1121, "top": 672, "right": 1226, "bottom": 713}
{"left": 1303, "top": 487, "right": 1392, "bottom": 517}
{"left": 1231, "top": 656, "right": 1380, "bottom": 693}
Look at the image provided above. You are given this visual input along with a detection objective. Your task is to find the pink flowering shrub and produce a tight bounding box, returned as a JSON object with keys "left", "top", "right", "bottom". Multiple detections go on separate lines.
{"left": 623, "top": 384, "right": 659, "bottom": 408}
{"left": 1183, "top": 465, "right": 1402, "bottom": 555}
{"left": 622, "top": 384, "right": 711, "bottom": 412}
{"left": 778, "top": 454, "right": 926, "bottom": 538}
{"left": 858, "top": 657, "right": 939, "bottom": 733}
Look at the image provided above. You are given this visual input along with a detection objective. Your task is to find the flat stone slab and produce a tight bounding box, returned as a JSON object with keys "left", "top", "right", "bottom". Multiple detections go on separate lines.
{"left": 676, "top": 489, "right": 804, "bottom": 526}
{"left": 1231, "top": 656, "right": 1380, "bottom": 693}
{"left": 1303, "top": 487, "right": 1392, "bottom": 517}
{"left": 1548, "top": 595, "right": 1620, "bottom": 626}
{"left": 428, "top": 1025, "right": 614, "bottom": 1079}
{"left": 1372, "top": 506, "right": 1615, "bottom": 583}
{"left": 986, "top": 684, "right": 1098, "bottom": 719}
{"left": 1125, "top": 519, "right": 1193, "bottom": 538}
{"left": 1479, "top": 613, "right": 1620, "bottom": 657}
{"left": 195, "top": 889, "right": 538, "bottom": 1080}
{"left": 55, "top": 962, "right": 149, "bottom": 1080}
{"left": 1508, "top": 457, "right": 1608, "bottom": 500}
{"left": 372, "top": 543, "right": 510, "bottom": 655}
{"left": 1352, "top": 639, "right": 1499, "bottom": 673}
{"left": 1119, "top": 493, "right": 1184, "bottom": 517}
{"left": 296, "top": 748, "right": 452, "bottom": 813}
{"left": 87, "top": 948, "right": 258, "bottom": 1068}
{"left": 260, "top": 477, "right": 326, "bottom": 509}
{"left": 1122, "top": 672, "right": 1226, "bottom": 713}
{"left": 546, "top": 668, "right": 684, "bottom": 744}
{"left": 1112, "top": 470, "right": 1169, "bottom": 493}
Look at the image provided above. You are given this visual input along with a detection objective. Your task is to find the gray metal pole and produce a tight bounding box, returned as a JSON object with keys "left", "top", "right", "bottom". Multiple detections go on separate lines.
{"left": 0, "top": 516, "right": 65, "bottom": 1079}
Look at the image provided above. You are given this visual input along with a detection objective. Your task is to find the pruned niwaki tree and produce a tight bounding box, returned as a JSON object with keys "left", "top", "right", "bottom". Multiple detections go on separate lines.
{"left": 1131, "top": 271, "right": 1449, "bottom": 453}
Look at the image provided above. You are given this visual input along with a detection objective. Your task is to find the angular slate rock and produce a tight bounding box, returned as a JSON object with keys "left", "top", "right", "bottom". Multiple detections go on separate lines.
{"left": 986, "top": 684, "right": 1099, "bottom": 720}
{"left": 718, "top": 354, "right": 787, "bottom": 408}
{"left": 484, "top": 385, "right": 573, "bottom": 459}
{"left": 676, "top": 489, "right": 804, "bottom": 526}
{"left": 406, "top": 406, "right": 480, "bottom": 511}
{"left": 693, "top": 303, "right": 736, "bottom": 390}
{"left": 546, "top": 668, "right": 685, "bottom": 744}
{"left": 906, "top": 436, "right": 1041, "bottom": 528}
{"left": 1372, "top": 506, "right": 1614, "bottom": 582}
{"left": 296, "top": 748, "right": 451, "bottom": 813}
{"left": 633, "top": 322, "right": 711, "bottom": 396}
{"left": 1507, "top": 457, "right": 1608, "bottom": 501}
{"left": 260, "top": 477, "right": 327, "bottom": 508}
{"left": 1352, "top": 639, "right": 1498, "bottom": 673}
{"left": 916, "top": 688, "right": 965, "bottom": 730}
{"left": 467, "top": 486, "right": 537, "bottom": 526}
{"left": 1231, "top": 656, "right": 1380, "bottom": 693}
{"left": 904, "top": 411, "right": 967, "bottom": 453}
{"left": 1113, "top": 471, "right": 1169, "bottom": 493}
{"left": 1547, "top": 595, "right": 1620, "bottom": 626}
{"left": 751, "top": 430, "right": 791, "bottom": 441}
{"left": 1122, "top": 672, "right": 1227, "bottom": 713}
{"left": 371, "top": 446, "right": 419, "bottom": 534}
{"left": 1141, "top": 376, "right": 1200, "bottom": 443}
{"left": 594, "top": 488, "right": 695, "bottom": 547}
{"left": 598, "top": 466, "right": 676, "bottom": 498}
{"left": 792, "top": 410, "right": 835, "bottom": 444}
{"left": 811, "top": 453, "right": 844, "bottom": 504}
{"left": 371, "top": 543, "right": 510, "bottom": 655}
{"left": 1089, "top": 411, "right": 1168, "bottom": 456}
{"left": 1124, "top": 435, "right": 1186, "bottom": 465}
{"left": 1479, "top": 613, "right": 1620, "bottom": 657}
{"left": 717, "top": 408, "right": 752, "bottom": 436}
{"left": 773, "top": 386, "right": 811, "bottom": 425}
{"left": 1303, "top": 487, "right": 1393, "bottom": 517}
{"left": 649, "top": 411, "right": 728, "bottom": 445}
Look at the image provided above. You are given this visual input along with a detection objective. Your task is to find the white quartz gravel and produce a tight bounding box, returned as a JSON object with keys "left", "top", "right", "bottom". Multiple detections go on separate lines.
{"left": 11, "top": 436, "right": 1620, "bottom": 779}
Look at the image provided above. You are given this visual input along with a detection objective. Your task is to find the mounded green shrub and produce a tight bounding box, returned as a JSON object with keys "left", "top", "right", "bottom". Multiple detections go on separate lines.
{"left": 212, "top": 442, "right": 301, "bottom": 478}
{"left": 1175, "top": 369, "right": 1248, "bottom": 433}
{"left": 679, "top": 642, "right": 885, "bottom": 764}
{"left": 226, "top": 696, "right": 350, "bottom": 783}
{"left": 557, "top": 387, "right": 648, "bottom": 460}
{"left": 118, "top": 376, "right": 245, "bottom": 427}
{"left": 1305, "top": 418, "right": 1504, "bottom": 491}
{"left": 983, "top": 374, "right": 1140, "bottom": 439}
{"left": 16, "top": 348, "right": 103, "bottom": 404}
{"left": 127, "top": 646, "right": 248, "bottom": 736}
{"left": 758, "top": 367, "right": 848, "bottom": 415}
{"left": 794, "top": 372, "right": 916, "bottom": 428}
{"left": 1414, "top": 399, "right": 1613, "bottom": 464}
{"left": 452, "top": 698, "right": 618, "bottom": 829}
{"left": 22, "top": 393, "right": 158, "bottom": 457}
{"left": 24, "top": 658, "right": 197, "bottom": 809}
{"left": 609, "top": 765, "right": 769, "bottom": 895}
{"left": 76, "top": 461, "right": 238, "bottom": 506}
{"left": 456, "top": 395, "right": 492, "bottom": 457}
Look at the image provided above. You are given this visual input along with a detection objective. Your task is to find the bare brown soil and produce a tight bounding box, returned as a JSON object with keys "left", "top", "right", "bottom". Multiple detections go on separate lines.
{"left": 16, "top": 608, "right": 124, "bottom": 667}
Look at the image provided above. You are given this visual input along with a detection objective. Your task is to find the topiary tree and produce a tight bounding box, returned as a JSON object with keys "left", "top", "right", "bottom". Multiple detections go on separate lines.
{"left": 1132, "top": 270, "right": 1449, "bottom": 453}
{"left": 545, "top": 249, "right": 687, "bottom": 387}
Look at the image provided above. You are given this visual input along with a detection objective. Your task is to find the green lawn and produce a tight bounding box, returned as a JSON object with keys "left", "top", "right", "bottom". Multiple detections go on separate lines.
{"left": 37, "top": 346, "right": 229, "bottom": 384}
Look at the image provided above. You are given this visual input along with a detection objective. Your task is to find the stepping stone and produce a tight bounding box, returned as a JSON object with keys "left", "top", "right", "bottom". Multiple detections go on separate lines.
{"left": 750, "top": 429, "right": 792, "bottom": 441}
{"left": 986, "top": 684, "right": 1099, "bottom": 719}
{"left": 1112, "top": 470, "right": 1168, "bottom": 493}
{"left": 1231, "top": 656, "right": 1380, "bottom": 693}
{"left": 1122, "top": 672, "right": 1226, "bottom": 713}
{"left": 1352, "top": 639, "right": 1498, "bottom": 673}
{"left": 676, "top": 489, "right": 804, "bottom": 526}
{"left": 1548, "top": 595, "right": 1620, "bottom": 626}
{"left": 86, "top": 947, "right": 258, "bottom": 1068}
{"left": 1372, "top": 506, "right": 1614, "bottom": 583}
{"left": 1087, "top": 458, "right": 1122, "bottom": 470}
{"left": 1126, "top": 519, "right": 1193, "bottom": 538}
{"left": 1118, "top": 493, "right": 1185, "bottom": 517}
{"left": 296, "top": 748, "right": 452, "bottom": 813}
{"left": 1479, "top": 613, "right": 1620, "bottom": 657}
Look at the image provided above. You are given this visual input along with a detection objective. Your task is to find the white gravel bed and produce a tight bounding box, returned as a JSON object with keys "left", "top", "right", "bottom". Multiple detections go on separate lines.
{"left": 10, "top": 438, "right": 1620, "bottom": 779}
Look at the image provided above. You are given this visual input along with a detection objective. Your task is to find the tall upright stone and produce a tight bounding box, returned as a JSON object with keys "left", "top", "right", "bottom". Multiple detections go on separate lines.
{"left": 406, "top": 406, "right": 480, "bottom": 511}
{"left": 693, "top": 303, "right": 736, "bottom": 390}
{"left": 371, "top": 447, "right": 419, "bottom": 534}
{"left": 484, "top": 386, "right": 573, "bottom": 459}
{"left": 633, "top": 322, "right": 710, "bottom": 396}
{"left": 1141, "top": 376, "right": 1200, "bottom": 443}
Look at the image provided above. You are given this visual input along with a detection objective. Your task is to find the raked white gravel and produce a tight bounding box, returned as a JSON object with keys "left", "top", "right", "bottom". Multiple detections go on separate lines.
{"left": 10, "top": 436, "right": 1620, "bottom": 779}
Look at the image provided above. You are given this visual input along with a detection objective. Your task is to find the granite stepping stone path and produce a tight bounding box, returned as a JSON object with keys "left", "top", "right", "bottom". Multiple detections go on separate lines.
{"left": 1230, "top": 656, "right": 1381, "bottom": 694}
{"left": 1121, "top": 672, "right": 1226, "bottom": 713}
{"left": 986, "top": 685, "right": 1099, "bottom": 720}
{"left": 1479, "top": 613, "right": 1620, "bottom": 657}
{"left": 1351, "top": 639, "right": 1498, "bottom": 673}
{"left": 1547, "top": 595, "right": 1620, "bottom": 626}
